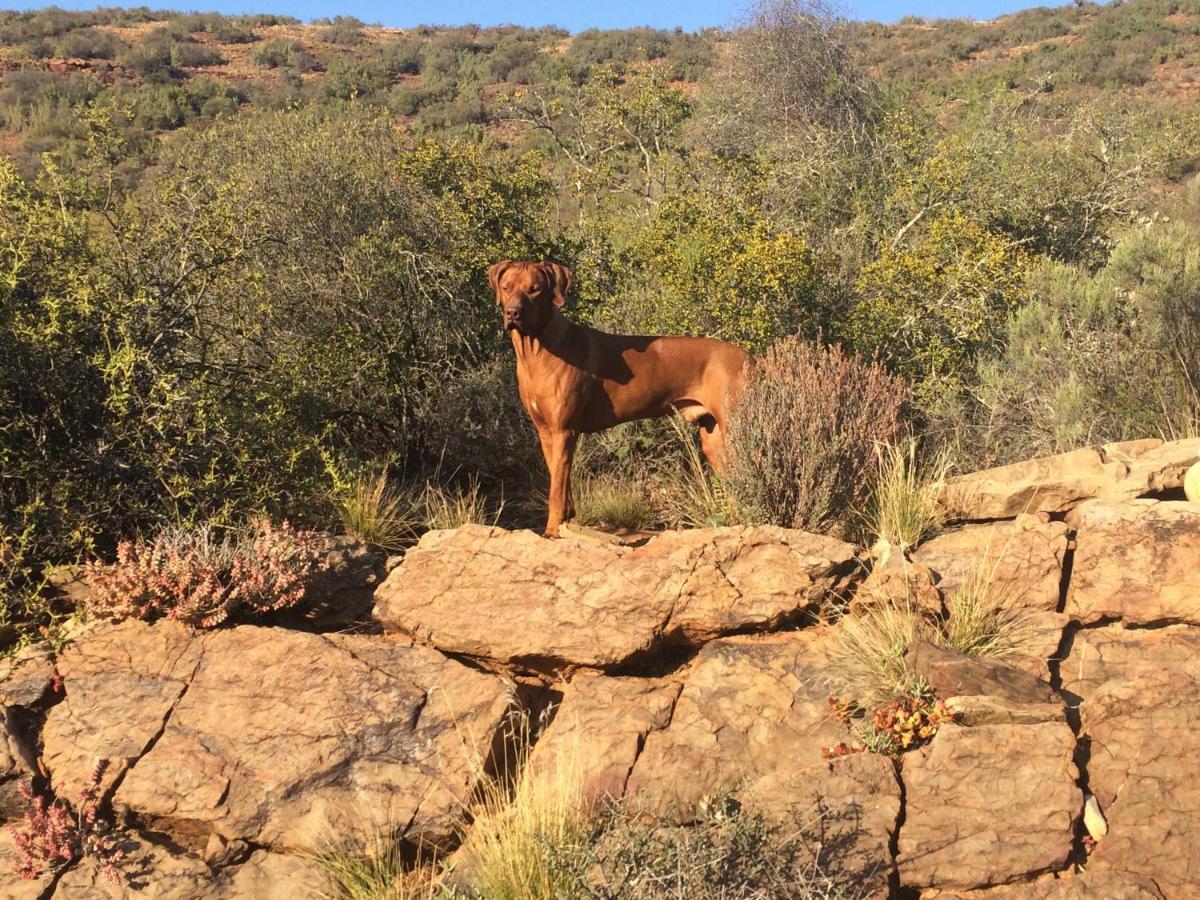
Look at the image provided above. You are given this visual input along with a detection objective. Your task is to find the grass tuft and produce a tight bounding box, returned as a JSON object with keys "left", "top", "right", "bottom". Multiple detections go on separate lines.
{"left": 657, "top": 413, "right": 735, "bottom": 529}
{"left": 421, "top": 476, "right": 502, "bottom": 531}
{"left": 862, "top": 437, "right": 951, "bottom": 551}
{"left": 573, "top": 474, "right": 657, "bottom": 531}
{"left": 335, "top": 468, "right": 420, "bottom": 552}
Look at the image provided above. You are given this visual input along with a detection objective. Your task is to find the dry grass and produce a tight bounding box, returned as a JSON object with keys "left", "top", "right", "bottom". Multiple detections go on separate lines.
{"left": 456, "top": 712, "right": 588, "bottom": 900}
{"left": 573, "top": 474, "right": 658, "bottom": 531}
{"left": 828, "top": 599, "right": 928, "bottom": 708}
{"left": 657, "top": 413, "right": 736, "bottom": 529}
{"left": 335, "top": 468, "right": 420, "bottom": 552}
{"left": 862, "top": 437, "right": 951, "bottom": 551}
{"left": 421, "top": 476, "right": 502, "bottom": 531}
{"left": 936, "top": 562, "right": 1043, "bottom": 662}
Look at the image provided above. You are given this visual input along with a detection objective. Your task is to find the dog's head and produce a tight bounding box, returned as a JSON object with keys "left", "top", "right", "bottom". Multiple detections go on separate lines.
{"left": 487, "top": 260, "right": 573, "bottom": 337}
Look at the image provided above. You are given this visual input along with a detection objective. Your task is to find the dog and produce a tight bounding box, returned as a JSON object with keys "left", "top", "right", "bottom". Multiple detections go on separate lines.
{"left": 488, "top": 260, "right": 752, "bottom": 537}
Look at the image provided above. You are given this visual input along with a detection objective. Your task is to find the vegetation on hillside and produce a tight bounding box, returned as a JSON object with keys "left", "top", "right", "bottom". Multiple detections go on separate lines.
{"left": 3, "top": 0, "right": 1200, "bottom": 644}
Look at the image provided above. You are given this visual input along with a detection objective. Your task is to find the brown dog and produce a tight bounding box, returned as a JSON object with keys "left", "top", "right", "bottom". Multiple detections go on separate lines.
{"left": 489, "top": 260, "right": 752, "bottom": 537}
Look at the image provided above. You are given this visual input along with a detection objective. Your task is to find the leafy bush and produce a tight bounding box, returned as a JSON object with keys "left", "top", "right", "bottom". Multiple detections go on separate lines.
{"left": 56, "top": 27, "right": 125, "bottom": 59}
{"left": 725, "top": 340, "right": 907, "bottom": 537}
{"left": 86, "top": 518, "right": 328, "bottom": 628}
{"left": 252, "top": 38, "right": 304, "bottom": 68}
{"left": 824, "top": 694, "right": 954, "bottom": 758}
{"left": 170, "top": 41, "right": 224, "bottom": 68}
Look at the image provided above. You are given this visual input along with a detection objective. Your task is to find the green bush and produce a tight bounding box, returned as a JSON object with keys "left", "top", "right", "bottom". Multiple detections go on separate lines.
{"left": 725, "top": 339, "right": 908, "bottom": 538}
{"left": 958, "top": 222, "right": 1200, "bottom": 464}
{"left": 252, "top": 38, "right": 303, "bottom": 68}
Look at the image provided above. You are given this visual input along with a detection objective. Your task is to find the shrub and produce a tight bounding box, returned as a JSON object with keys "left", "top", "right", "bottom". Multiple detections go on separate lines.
{"left": 56, "top": 27, "right": 125, "bottom": 59}
{"left": 86, "top": 519, "right": 328, "bottom": 628}
{"left": 11, "top": 759, "right": 124, "bottom": 885}
{"left": 169, "top": 42, "right": 224, "bottom": 68}
{"left": 725, "top": 340, "right": 907, "bottom": 537}
{"left": 862, "top": 437, "right": 950, "bottom": 551}
{"left": 252, "top": 38, "right": 303, "bottom": 68}
{"left": 823, "top": 693, "right": 954, "bottom": 758}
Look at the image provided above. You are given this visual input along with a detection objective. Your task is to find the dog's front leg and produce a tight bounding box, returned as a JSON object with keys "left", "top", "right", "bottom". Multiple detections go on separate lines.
{"left": 540, "top": 428, "right": 578, "bottom": 538}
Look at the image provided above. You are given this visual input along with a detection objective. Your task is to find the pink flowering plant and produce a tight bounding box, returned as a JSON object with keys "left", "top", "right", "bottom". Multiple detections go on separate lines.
{"left": 86, "top": 517, "right": 328, "bottom": 628}
{"left": 11, "top": 759, "right": 125, "bottom": 885}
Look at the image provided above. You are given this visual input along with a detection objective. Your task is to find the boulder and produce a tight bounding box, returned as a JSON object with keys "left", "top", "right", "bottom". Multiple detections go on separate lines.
{"left": 40, "top": 620, "right": 512, "bottom": 857}
{"left": 943, "top": 438, "right": 1200, "bottom": 521}
{"left": 527, "top": 674, "right": 681, "bottom": 804}
{"left": 741, "top": 752, "right": 900, "bottom": 896}
{"left": 1080, "top": 668, "right": 1200, "bottom": 895}
{"left": 626, "top": 629, "right": 846, "bottom": 820}
{"left": 904, "top": 641, "right": 1063, "bottom": 726}
{"left": 374, "top": 525, "right": 860, "bottom": 669}
{"left": 912, "top": 515, "right": 1068, "bottom": 614}
{"left": 1056, "top": 624, "right": 1200, "bottom": 703}
{"left": 897, "top": 722, "right": 1080, "bottom": 891}
{"left": 852, "top": 547, "right": 943, "bottom": 618}
{"left": 1065, "top": 499, "right": 1200, "bottom": 625}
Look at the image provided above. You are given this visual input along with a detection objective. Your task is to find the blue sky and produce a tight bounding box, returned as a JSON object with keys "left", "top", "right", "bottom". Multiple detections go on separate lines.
{"left": 0, "top": 0, "right": 1068, "bottom": 31}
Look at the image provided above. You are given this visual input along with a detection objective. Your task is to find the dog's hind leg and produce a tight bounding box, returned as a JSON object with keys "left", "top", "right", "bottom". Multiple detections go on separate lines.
{"left": 698, "top": 416, "right": 727, "bottom": 475}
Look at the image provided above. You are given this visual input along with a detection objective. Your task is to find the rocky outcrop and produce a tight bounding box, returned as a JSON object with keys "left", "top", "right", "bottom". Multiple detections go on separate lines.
{"left": 1065, "top": 499, "right": 1200, "bottom": 625}
{"left": 897, "top": 721, "right": 1080, "bottom": 890}
{"left": 942, "top": 437, "right": 1200, "bottom": 520}
{"left": 42, "top": 620, "right": 512, "bottom": 859}
{"left": 374, "top": 524, "right": 860, "bottom": 669}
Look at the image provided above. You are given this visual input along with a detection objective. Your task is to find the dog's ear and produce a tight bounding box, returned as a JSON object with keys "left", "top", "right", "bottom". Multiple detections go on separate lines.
{"left": 543, "top": 262, "right": 573, "bottom": 308}
{"left": 487, "top": 260, "right": 514, "bottom": 302}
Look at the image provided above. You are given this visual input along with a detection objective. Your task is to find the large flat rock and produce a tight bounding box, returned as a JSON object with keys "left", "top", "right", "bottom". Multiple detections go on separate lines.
{"left": 41, "top": 621, "right": 512, "bottom": 857}
{"left": 897, "top": 722, "right": 1080, "bottom": 891}
{"left": 1065, "top": 499, "right": 1200, "bottom": 625}
{"left": 374, "top": 525, "right": 860, "bottom": 669}
{"left": 942, "top": 438, "right": 1200, "bottom": 521}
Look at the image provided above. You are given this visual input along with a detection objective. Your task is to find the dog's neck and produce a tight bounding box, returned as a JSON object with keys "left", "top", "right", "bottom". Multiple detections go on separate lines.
{"left": 509, "top": 310, "right": 574, "bottom": 361}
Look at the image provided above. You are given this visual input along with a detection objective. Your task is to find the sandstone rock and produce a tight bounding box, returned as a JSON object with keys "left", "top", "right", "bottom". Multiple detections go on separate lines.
{"left": 930, "top": 868, "right": 1165, "bottom": 898}
{"left": 905, "top": 641, "right": 1058, "bottom": 705}
{"left": 39, "top": 620, "right": 512, "bottom": 857}
{"left": 374, "top": 525, "right": 859, "bottom": 669}
{"left": 1056, "top": 624, "right": 1200, "bottom": 703}
{"left": 0, "top": 643, "right": 56, "bottom": 708}
{"left": 853, "top": 547, "right": 943, "bottom": 617}
{"left": 0, "top": 824, "right": 52, "bottom": 900}
{"left": 741, "top": 752, "right": 900, "bottom": 895}
{"left": 912, "top": 515, "right": 1068, "bottom": 614}
{"left": 528, "top": 674, "right": 681, "bottom": 804}
{"left": 221, "top": 849, "right": 326, "bottom": 899}
{"left": 1065, "top": 499, "right": 1200, "bottom": 625}
{"left": 42, "top": 620, "right": 204, "bottom": 801}
{"left": 942, "top": 447, "right": 1127, "bottom": 520}
{"left": 943, "top": 438, "right": 1200, "bottom": 521}
{"left": 942, "top": 694, "right": 1065, "bottom": 727}
{"left": 1081, "top": 669, "right": 1200, "bottom": 895}
{"left": 627, "top": 630, "right": 846, "bottom": 820}
{"left": 897, "top": 722, "right": 1080, "bottom": 890}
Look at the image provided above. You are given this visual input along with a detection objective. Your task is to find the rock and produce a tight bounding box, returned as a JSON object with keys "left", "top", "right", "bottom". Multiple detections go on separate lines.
{"left": 853, "top": 547, "right": 943, "bottom": 617}
{"left": 912, "top": 515, "right": 1069, "bottom": 614}
{"left": 943, "top": 694, "right": 1065, "bottom": 727}
{"left": 528, "top": 674, "right": 681, "bottom": 804}
{"left": 39, "top": 620, "right": 512, "bottom": 857}
{"left": 1083, "top": 793, "right": 1108, "bottom": 839}
{"left": 42, "top": 619, "right": 204, "bottom": 802}
{"left": 943, "top": 438, "right": 1200, "bottom": 521}
{"left": 741, "top": 752, "right": 900, "bottom": 896}
{"left": 905, "top": 640, "right": 1058, "bottom": 706}
{"left": 0, "top": 824, "right": 52, "bottom": 900}
{"left": 1185, "top": 459, "right": 1200, "bottom": 502}
{"left": 1065, "top": 499, "right": 1200, "bottom": 625}
{"left": 897, "top": 722, "right": 1080, "bottom": 890}
{"left": 1056, "top": 624, "right": 1200, "bottom": 704}
{"left": 54, "top": 835, "right": 217, "bottom": 898}
{"left": 627, "top": 630, "right": 846, "bottom": 820}
{"left": 1080, "top": 669, "right": 1200, "bottom": 895}
{"left": 374, "top": 525, "right": 859, "bottom": 669}
{"left": 930, "top": 868, "right": 1165, "bottom": 898}
{"left": 0, "top": 643, "right": 56, "bottom": 708}
{"left": 942, "top": 447, "right": 1127, "bottom": 520}
{"left": 221, "top": 849, "right": 326, "bottom": 899}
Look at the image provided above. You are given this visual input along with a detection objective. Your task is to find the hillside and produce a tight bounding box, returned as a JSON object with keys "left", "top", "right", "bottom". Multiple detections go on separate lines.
{"left": 2, "top": 2, "right": 1200, "bottom": 164}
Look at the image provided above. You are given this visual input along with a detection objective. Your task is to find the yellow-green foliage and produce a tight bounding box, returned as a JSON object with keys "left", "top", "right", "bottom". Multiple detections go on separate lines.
{"left": 852, "top": 211, "right": 1030, "bottom": 391}
{"left": 864, "top": 438, "right": 951, "bottom": 551}
{"left": 573, "top": 475, "right": 657, "bottom": 531}
{"left": 626, "top": 172, "right": 822, "bottom": 352}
